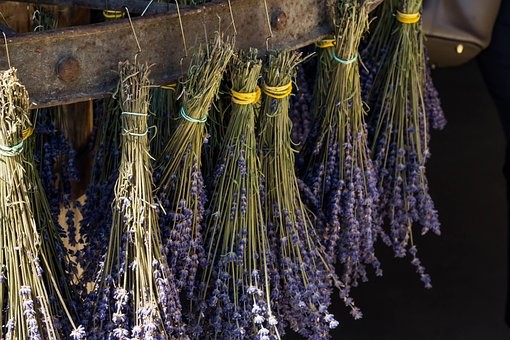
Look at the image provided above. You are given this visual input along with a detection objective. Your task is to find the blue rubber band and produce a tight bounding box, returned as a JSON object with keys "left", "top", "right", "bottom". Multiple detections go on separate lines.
{"left": 0, "top": 139, "right": 24, "bottom": 157}
{"left": 332, "top": 52, "right": 358, "bottom": 64}
{"left": 179, "top": 106, "right": 207, "bottom": 123}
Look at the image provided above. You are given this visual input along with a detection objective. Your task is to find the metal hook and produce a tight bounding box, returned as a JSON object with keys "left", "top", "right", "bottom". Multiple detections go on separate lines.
{"left": 2, "top": 32, "right": 11, "bottom": 69}
{"left": 124, "top": 7, "right": 142, "bottom": 55}
{"left": 175, "top": 0, "right": 188, "bottom": 58}
{"left": 263, "top": 0, "right": 273, "bottom": 51}
{"left": 227, "top": 0, "right": 237, "bottom": 36}
{"left": 141, "top": 0, "right": 155, "bottom": 16}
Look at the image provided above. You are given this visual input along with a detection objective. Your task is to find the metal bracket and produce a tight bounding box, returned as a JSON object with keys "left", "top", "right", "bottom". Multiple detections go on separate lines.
{"left": 0, "top": 0, "right": 382, "bottom": 108}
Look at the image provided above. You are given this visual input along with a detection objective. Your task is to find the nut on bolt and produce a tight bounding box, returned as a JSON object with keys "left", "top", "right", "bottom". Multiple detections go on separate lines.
{"left": 271, "top": 8, "right": 287, "bottom": 30}
{"left": 57, "top": 56, "right": 80, "bottom": 83}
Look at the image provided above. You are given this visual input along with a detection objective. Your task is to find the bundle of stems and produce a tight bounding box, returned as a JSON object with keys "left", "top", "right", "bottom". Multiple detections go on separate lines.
{"left": 24, "top": 122, "right": 81, "bottom": 317}
{"left": 302, "top": 0, "right": 382, "bottom": 289}
{"left": 77, "top": 98, "right": 122, "bottom": 289}
{"left": 359, "top": 0, "right": 394, "bottom": 103}
{"left": 361, "top": 0, "right": 446, "bottom": 130}
{"left": 90, "top": 60, "right": 184, "bottom": 338}
{"left": 155, "top": 34, "right": 233, "bottom": 302}
{"left": 367, "top": 0, "right": 440, "bottom": 287}
{"left": 196, "top": 49, "right": 280, "bottom": 338}
{"left": 260, "top": 50, "right": 360, "bottom": 338}
{"left": 0, "top": 68, "right": 84, "bottom": 339}
{"left": 149, "top": 85, "right": 178, "bottom": 161}
{"left": 289, "top": 63, "right": 314, "bottom": 152}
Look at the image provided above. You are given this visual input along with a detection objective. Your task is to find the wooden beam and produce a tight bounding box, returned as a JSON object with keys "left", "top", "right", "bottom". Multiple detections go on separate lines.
{"left": 0, "top": 0, "right": 383, "bottom": 108}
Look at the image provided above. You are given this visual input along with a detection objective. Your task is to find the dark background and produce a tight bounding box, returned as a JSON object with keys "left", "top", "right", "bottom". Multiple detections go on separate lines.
{"left": 328, "top": 60, "right": 510, "bottom": 340}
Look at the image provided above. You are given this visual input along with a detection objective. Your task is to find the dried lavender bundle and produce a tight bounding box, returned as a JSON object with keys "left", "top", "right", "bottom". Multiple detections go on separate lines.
{"left": 424, "top": 52, "right": 447, "bottom": 130}
{"left": 155, "top": 35, "right": 233, "bottom": 302}
{"left": 302, "top": 0, "right": 382, "bottom": 290}
{"left": 361, "top": 1, "right": 446, "bottom": 131}
{"left": 77, "top": 98, "right": 121, "bottom": 288}
{"left": 33, "top": 108, "right": 80, "bottom": 232}
{"left": 90, "top": 60, "right": 184, "bottom": 338}
{"left": 368, "top": 0, "right": 440, "bottom": 287}
{"left": 195, "top": 49, "right": 280, "bottom": 339}
{"left": 260, "top": 50, "right": 361, "bottom": 338}
{"left": 289, "top": 64, "right": 313, "bottom": 151}
{"left": 24, "top": 127, "right": 81, "bottom": 316}
{"left": 0, "top": 68, "right": 84, "bottom": 339}
{"left": 150, "top": 85, "right": 178, "bottom": 161}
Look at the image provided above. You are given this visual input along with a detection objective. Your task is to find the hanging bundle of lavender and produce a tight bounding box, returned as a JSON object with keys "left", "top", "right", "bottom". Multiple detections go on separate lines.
{"left": 195, "top": 49, "right": 280, "bottom": 338}
{"left": 362, "top": 0, "right": 446, "bottom": 130}
{"left": 90, "top": 60, "right": 184, "bottom": 338}
{"left": 359, "top": 0, "right": 394, "bottom": 102}
{"left": 302, "top": 0, "right": 381, "bottom": 289}
{"left": 368, "top": 0, "right": 440, "bottom": 287}
{"left": 156, "top": 34, "right": 233, "bottom": 301}
{"left": 77, "top": 98, "right": 122, "bottom": 288}
{"left": 24, "top": 119, "right": 81, "bottom": 317}
{"left": 32, "top": 106, "right": 80, "bottom": 232}
{"left": 289, "top": 64, "right": 314, "bottom": 151}
{"left": 150, "top": 84, "right": 178, "bottom": 161}
{"left": 259, "top": 50, "right": 360, "bottom": 337}
{"left": 0, "top": 68, "right": 84, "bottom": 339}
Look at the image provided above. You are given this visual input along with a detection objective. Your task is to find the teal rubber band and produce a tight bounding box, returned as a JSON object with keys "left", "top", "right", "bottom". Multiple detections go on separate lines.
{"left": 332, "top": 52, "right": 358, "bottom": 64}
{"left": 180, "top": 106, "right": 207, "bottom": 123}
{"left": 0, "top": 139, "right": 24, "bottom": 157}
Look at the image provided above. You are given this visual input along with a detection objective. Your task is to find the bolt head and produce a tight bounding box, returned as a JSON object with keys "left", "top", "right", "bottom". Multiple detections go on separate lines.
{"left": 57, "top": 56, "right": 80, "bottom": 83}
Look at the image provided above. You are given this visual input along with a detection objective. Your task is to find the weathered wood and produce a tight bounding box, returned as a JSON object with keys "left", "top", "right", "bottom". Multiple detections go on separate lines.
{"left": 11, "top": 0, "right": 176, "bottom": 15}
{"left": 0, "top": 0, "right": 383, "bottom": 108}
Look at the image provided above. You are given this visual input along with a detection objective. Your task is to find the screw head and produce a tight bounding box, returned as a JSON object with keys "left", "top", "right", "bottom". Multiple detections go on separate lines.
{"left": 271, "top": 9, "right": 287, "bottom": 31}
{"left": 57, "top": 56, "right": 80, "bottom": 83}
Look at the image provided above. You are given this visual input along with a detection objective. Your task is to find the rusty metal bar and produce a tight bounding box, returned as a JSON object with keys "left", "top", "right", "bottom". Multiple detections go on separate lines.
{"left": 0, "top": 0, "right": 382, "bottom": 108}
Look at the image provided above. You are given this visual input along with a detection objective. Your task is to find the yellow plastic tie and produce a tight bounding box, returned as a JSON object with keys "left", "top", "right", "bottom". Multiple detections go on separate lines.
{"left": 103, "top": 10, "right": 125, "bottom": 19}
{"left": 161, "top": 83, "right": 177, "bottom": 91}
{"left": 396, "top": 11, "right": 420, "bottom": 24}
{"left": 315, "top": 39, "right": 335, "bottom": 49}
{"left": 22, "top": 127, "right": 34, "bottom": 140}
{"left": 231, "top": 86, "right": 261, "bottom": 105}
{"left": 262, "top": 81, "right": 293, "bottom": 99}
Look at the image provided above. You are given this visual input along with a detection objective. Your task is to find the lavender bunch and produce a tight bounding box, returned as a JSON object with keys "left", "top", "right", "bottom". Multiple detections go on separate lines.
{"left": 361, "top": 1, "right": 446, "bottom": 131}
{"left": 150, "top": 85, "right": 178, "bottom": 161}
{"left": 367, "top": 0, "right": 440, "bottom": 287}
{"left": 33, "top": 108, "right": 80, "bottom": 230}
{"left": 289, "top": 64, "right": 314, "bottom": 150}
{"left": 424, "top": 54, "right": 447, "bottom": 130}
{"left": 77, "top": 98, "right": 122, "bottom": 288}
{"left": 0, "top": 68, "right": 83, "bottom": 339}
{"left": 260, "top": 51, "right": 360, "bottom": 338}
{"left": 302, "top": 1, "right": 382, "bottom": 290}
{"left": 24, "top": 122, "right": 81, "bottom": 320}
{"left": 90, "top": 60, "right": 184, "bottom": 338}
{"left": 155, "top": 35, "right": 233, "bottom": 304}
{"left": 196, "top": 49, "right": 280, "bottom": 339}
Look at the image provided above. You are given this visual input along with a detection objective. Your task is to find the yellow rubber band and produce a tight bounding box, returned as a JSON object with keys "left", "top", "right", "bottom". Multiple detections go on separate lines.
{"left": 262, "top": 81, "right": 292, "bottom": 99}
{"left": 22, "top": 127, "right": 34, "bottom": 140}
{"left": 103, "top": 10, "right": 125, "bottom": 19}
{"left": 160, "top": 83, "right": 177, "bottom": 91}
{"left": 396, "top": 11, "right": 420, "bottom": 24}
{"left": 315, "top": 39, "right": 335, "bottom": 49}
{"left": 231, "top": 86, "right": 261, "bottom": 105}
